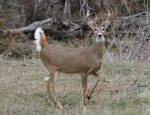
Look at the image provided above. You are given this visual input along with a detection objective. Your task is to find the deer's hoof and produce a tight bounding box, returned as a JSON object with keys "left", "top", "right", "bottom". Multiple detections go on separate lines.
{"left": 49, "top": 101, "right": 54, "bottom": 106}
{"left": 58, "top": 103, "right": 63, "bottom": 110}
{"left": 86, "top": 95, "right": 91, "bottom": 100}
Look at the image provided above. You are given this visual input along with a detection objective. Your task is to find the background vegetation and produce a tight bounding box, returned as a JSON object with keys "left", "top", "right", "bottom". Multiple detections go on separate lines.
{"left": 0, "top": 0, "right": 149, "bottom": 61}
{"left": 0, "top": 0, "right": 150, "bottom": 115}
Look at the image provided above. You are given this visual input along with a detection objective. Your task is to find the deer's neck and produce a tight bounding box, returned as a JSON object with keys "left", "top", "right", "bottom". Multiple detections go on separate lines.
{"left": 91, "top": 40, "right": 105, "bottom": 59}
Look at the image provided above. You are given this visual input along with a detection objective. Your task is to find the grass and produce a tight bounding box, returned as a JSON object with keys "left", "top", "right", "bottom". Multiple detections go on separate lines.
{"left": 0, "top": 56, "right": 150, "bottom": 115}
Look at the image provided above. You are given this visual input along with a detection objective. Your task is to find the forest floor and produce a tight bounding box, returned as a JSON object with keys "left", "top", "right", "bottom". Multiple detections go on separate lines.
{"left": 0, "top": 56, "right": 150, "bottom": 115}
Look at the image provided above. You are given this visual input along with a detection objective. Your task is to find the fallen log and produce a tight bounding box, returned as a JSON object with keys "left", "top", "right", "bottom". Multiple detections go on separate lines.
{"left": 7, "top": 18, "right": 54, "bottom": 33}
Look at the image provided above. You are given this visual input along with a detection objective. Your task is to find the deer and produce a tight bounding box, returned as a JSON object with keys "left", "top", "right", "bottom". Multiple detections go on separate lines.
{"left": 34, "top": 12, "right": 110, "bottom": 113}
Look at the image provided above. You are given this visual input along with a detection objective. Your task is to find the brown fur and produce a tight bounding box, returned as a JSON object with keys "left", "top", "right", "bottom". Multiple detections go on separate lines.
{"left": 40, "top": 41, "right": 104, "bottom": 74}
{"left": 40, "top": 32, "right": 47, "bottom": 48}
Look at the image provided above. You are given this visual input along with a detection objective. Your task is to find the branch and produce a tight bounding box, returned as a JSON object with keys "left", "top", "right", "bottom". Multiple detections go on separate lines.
{"left": 0, "top": 0, "right": 23, "bottom": 8}
{"left": 124, "top": 12, "right": 147, "bottom": 20}
{"left": 7, "top": 18, "right": 54, "bottom": 33}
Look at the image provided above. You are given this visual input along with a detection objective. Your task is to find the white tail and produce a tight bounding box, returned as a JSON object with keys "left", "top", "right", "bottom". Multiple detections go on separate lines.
{"left": 34, "top": 27, "right": 47, "bottom": 52}
{"left": 34, "top": 12, "right": 111, "bottom": 112}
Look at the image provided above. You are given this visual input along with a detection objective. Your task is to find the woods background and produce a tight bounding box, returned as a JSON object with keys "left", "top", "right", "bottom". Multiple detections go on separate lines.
{"left": 0, "top": 0, "right": 149, "bottom": 62}
{"left": 0, "top": 1, "right": 150, "bottom": 114}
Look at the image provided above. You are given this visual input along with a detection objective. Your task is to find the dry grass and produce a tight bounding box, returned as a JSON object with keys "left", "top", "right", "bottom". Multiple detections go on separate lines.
{"left": 0, "top": 56, "right": 150, "bottom": 115}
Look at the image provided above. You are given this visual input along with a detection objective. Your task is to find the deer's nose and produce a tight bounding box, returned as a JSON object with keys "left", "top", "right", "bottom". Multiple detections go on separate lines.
{"left": 98, "top": 34, "right": 102, "bottom": 37}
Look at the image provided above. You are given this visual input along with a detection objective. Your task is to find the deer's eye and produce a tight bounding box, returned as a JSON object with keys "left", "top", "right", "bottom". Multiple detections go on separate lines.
{"left": 95, "top": 28, "right": 98, "bottom": 32}
{"left": 101, "top": 27, "right": 104, "bottom": 32}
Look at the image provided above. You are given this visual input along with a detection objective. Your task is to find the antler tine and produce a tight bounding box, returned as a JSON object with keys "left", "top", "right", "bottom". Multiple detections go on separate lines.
{"left": 101, "top": 10, "right": 111, "bottom": 30}
{"left": 86, "top": 8, "right": 93, "bottom": 18}
{"left": 86, "top": 10, "right": 95, "bottom": 31}
{"left": 87, "top": 19, "right": 95, "bottom": 31}
{"left": 86, "top": 9, "right": 90, "bottom": 18}
{"left": 106, "top": 10, "right": 111, "bottom": 17}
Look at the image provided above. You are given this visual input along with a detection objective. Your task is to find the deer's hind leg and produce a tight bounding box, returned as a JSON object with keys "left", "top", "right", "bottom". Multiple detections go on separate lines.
{"left": 50, "top": 71, "right": 63, "bottom": 109}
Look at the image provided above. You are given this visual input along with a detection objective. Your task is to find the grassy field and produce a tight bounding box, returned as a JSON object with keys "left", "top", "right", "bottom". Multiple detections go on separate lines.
{"left": 0, "top": 56, "right": 150, "bottom": 115}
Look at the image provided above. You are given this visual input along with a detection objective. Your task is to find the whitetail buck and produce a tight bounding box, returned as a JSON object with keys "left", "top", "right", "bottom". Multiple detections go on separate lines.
{"left": 34, "top": 13, "right": 110, "bottom": 113}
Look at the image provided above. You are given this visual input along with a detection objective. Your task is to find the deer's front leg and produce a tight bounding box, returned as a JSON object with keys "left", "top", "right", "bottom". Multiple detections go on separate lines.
{"left": 44, "top": 76, "right": 54, "bottom": 106}
{"left": 87, "top": 73, "right": 101, "bottom": 99}
{"left": 50, "top": 72, "right": 63, "bottom": 109}
{"left": 80, "top": 73, "right": 88, "bottom": 113}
